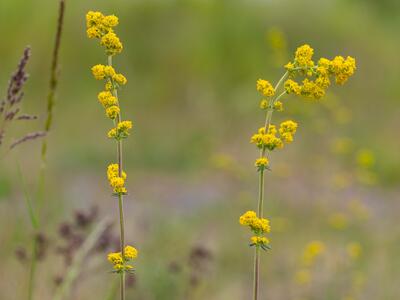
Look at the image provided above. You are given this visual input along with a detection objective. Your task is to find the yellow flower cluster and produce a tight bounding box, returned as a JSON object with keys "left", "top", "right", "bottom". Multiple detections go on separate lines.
{"left": 239, "top": 211, "right": 271, "bottom": 250}
{"left": 108, "top": 120, "right": 133, "bottom": 140}
{"left": 107, "top": 245, "right": 138, "bottom": 273}
{"left": 86, "top": 11, "right": 122, "bottom": 55}
{"left": 250, "top": 120, "right": 298, "bottom": 151}
{"left": 256, "top": 79, "right": 275, "bottom": 97}
{"left": 107, "top": 163, "right": 127, "bottom": 194}
{"left": 284, "top": 44, "right": 356, "bottom": 100}
{"left": 91, "top": 64, "right": 127, "bottom": 85}
{"left": 255, "top": 157, "right": 269, "bottom": 171}
{"left": 279, "top": 120, "right": 298, "bottom": 143}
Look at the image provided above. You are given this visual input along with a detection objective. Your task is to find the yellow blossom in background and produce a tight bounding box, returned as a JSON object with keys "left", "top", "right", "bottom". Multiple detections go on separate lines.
{"left": 328, "top": 212, "right": 349, "bottom": 230}
{"left": 331, "top": 137, "right": 354, "bottom": 155}
{"left": 295, "top": 269, "right": 311, "bottom": 285}
{"left": 302, "top": 241, "right": 325, "bottom": 266}
{"left": 356, "top": 149, "right": 375, "bottom": 169}
{"left": 256, "top": 79, "right": 275, "bottom": 97}
{"left": 348, "top": 199, "right": 370, "bottom": 221}
{"left": 346, "top": 242, "right": 362, "bottom": 260}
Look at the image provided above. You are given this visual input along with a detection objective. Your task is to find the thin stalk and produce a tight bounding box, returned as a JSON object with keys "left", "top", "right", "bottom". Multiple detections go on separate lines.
{"left": 108, "top": 55, "right": 126, "bottom": 300}
{"left": 27, "top": 242, "right": 37, "bottom": 300}
{"left": 17, "top": 164, "right": 39, "bottom": 300}
{"left": 39, "top": 0, "right": 66, "bottom": 210}
{"left": 252, "top": 71, "right": 288, "bottom": 300}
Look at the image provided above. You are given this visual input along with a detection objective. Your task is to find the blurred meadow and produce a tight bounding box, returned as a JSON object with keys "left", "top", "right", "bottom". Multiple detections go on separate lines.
{"left": 1, "top": 0, "right": 400, "bottom": 299}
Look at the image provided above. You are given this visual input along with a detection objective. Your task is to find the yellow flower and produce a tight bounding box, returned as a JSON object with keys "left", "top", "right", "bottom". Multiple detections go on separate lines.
{"left": 250, "top": 125, "right": 283, "bottom": 151}
{"left": 113, "top": 264, "right": 124, "bottom": 271}
{"left": 114, "top": 73, "right": 127, "bottom": 85}
{"left": 104, "top": 66, "right": 116, "bottom": 77}
{"left": 118, "top": 120, "right": 132, "bottom": 132}
{"left": 86, "top": 11, "right": 105, "bottom": 30}
{"left": 124, "top": 245, "right": 138, "bottom": 260}
{"left": 106, "top": 105, "right": 120, "bottom": 119}
{"left": 279, "top": 120, "right": 298, "bottom": 135}
{"left": 239, "top": 210, "right": 257, "bottom": 226}
{"left": 102, "top": 15, "right": 119, "bottom": 28}
{"left": 250, "top": 236, "right": 269, "bottom": 245}
{"left": 284, "top": 79, "right": 301, "bottom": 95}
{"left": 98, "top": 91, "right": 118, "bottom": 108}
{"left": 110, "top": 176, "right": 125, "bottom": 188}
{"left": 107, "top": 252, "right": 123, "bottom": 265}
{"left": 105, "top": 81, "right": 113, "bottom": 91}
{"left": 256, "top": 79, "right": 275, "bottom": 97}
{"left": 87, "top": 26, "right": 102, "bottom": 39}
{"left": 294, "top": 44, "right": 314, "bottom": 68}
{"left": 107, "top": 163, "right": 127, "bottom": 181}
{"left": 101, "top": 31, "right": 123, "bottom": 55}
{"left": 284, "top": 61, "right": 295, "bottom": 72}
{"left": 255, "top": 157, "right": 269, "bottom": 169}
{"left": 259, "top": 99, "right": 269, "bottom": 110}
{"left": 91, "top": 64, "right": 106, "bottom": 80}
{"left": 273, "top": 100, "right": 283, "bottom": 111}
{"left": 108, "top": 121, "right": 133, "bottom": 140}
{"left": 330, "top": 56, "right": 356, "bottom": 85}
{"left": 300, "top": 78, "right": 325, "bottom": 99}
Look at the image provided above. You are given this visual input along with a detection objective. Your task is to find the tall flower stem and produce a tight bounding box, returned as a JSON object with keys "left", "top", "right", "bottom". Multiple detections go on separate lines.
{"left": 108, "top": 55, "right": 126, "bottom": 300}
{"left": 252, "top": 71, "right": 288, "bottom": 300}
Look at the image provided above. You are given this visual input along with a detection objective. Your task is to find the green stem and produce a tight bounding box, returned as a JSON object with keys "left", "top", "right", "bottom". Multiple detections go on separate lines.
{"left": 108, "top": 55, "right": 126, "bottom": 300}
{"left": 252, "top": 71, "right": 288, "bottom": 300}
{"left": 118, "top": 193, "right": 126, "bottom": 300}
{"left": 27, "top": 238, "right": 37, "bottom": 300}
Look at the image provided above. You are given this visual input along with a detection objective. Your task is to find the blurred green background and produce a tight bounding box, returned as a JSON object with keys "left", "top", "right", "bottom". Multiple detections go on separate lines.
{"left": 0, "top": 0, "right": 399, "bottom": 299}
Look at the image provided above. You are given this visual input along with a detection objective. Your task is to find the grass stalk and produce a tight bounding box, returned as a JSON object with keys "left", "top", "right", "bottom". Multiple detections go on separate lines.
{"left": 38, "top": 0, "right": 66, "bottom": 209}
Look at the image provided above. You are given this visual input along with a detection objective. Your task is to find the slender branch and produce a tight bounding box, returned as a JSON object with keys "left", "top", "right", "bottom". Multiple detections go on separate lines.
{"left": 252, "top": 71, "right": 288, "bottom": 300}
{"left": 108, "top": 55, "right": 126, "bottom": 300}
